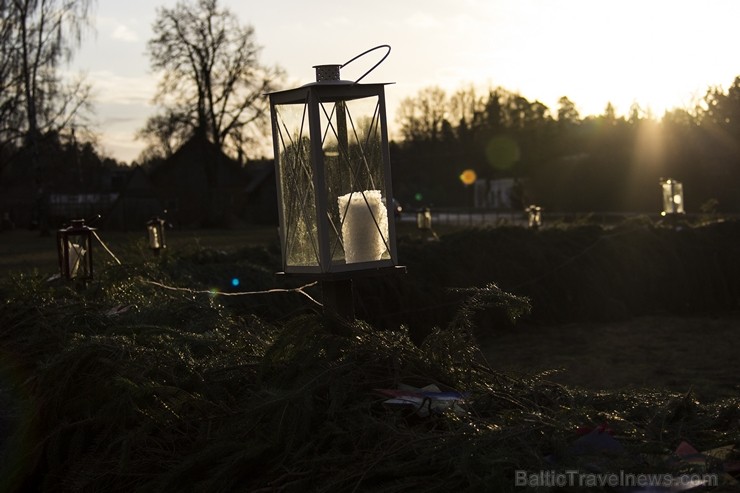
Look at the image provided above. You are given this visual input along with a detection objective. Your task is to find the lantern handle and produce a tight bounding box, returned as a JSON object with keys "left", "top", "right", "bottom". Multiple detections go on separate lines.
{"left": 342, "top": 44, "right": 391, "bottom": 84}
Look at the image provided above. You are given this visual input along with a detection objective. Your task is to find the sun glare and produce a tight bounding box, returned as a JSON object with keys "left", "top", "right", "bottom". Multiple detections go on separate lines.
{"left": 426, "top": 0, "right": 740, "bottom": 119}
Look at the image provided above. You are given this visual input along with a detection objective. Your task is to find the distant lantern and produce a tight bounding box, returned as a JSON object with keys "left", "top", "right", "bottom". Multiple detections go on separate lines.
{"left": 267, "top": 46, "right": 404, "bottom": 319}
{"left": 57, "top": 219, "right": 95, "bottom": 281}
{"left": 146, "top": 217, "right": 166, "bottom": 255}
{"left": 417, "top": 207, "right": 432, "bottom": 231}
{"left": 660, "top": 178, "right": 685, "bottom": 216}
{"left": 526, "top": 205, "right": 542, "bottom": 229}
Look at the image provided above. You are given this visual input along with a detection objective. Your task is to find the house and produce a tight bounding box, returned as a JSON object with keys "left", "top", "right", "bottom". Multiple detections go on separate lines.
{"left": 104, "top": 166, "right": 164, "bottom": 230}
{"left": 473, "top": 177, "right": 527, "bottom": 210}
{"left": 148, "top": 133, "right": 248, "bottom": 228}
{"left": 243, "top": 159, "right": 278, "bottom": 225}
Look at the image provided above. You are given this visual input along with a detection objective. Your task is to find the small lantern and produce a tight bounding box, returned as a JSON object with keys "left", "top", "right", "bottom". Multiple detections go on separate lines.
{"left": 57, "top": 218, "right": 95, "bottom": 281}
{"left": 526, "top": 205, "right": 542, "bottom": 229}
{"left": 417, "top": 208, "right": 432, "bottom": 231}
{"left": 146, "top": 216, "right": 166, "bottom": 255}
{"left": 660, "top": 178, "right": 684, "bottom": 216}
{"left": 267, "top": 47, "right": 400, "bottom": 277}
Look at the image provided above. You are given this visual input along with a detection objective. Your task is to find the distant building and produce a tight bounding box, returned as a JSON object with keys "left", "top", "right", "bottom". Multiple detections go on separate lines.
{"left": 1, "top": 132, "right": 280, "bottom": 230}
{"left": 473, "top": 178, "right": 522, "bottom": 209}
{"left": 148, "top": 133, "right": 248, "bottom": 228}
{"left": 243, "top": 159, "right": 278, "bottom": 225}
{"left": 104, "top": 166, "right": 164, "bottom": 230}
{"left": 49, "top": 192, "right": 119, "bottom": 223}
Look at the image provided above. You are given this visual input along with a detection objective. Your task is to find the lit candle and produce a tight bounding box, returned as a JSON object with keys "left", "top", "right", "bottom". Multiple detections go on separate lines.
{"left": 338, "top": 190, "right": 388, "bottom": 263}
{"left": 148, "top": 226, "right": 160, "bottom": 249}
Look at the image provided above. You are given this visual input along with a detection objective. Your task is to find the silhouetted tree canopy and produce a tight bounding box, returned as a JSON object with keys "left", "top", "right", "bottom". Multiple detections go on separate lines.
{"left": 392, "top": 81, "right": 740, "bottom": 213}
{"left": 141, "top": 0, "right": 283, "bottom": 161}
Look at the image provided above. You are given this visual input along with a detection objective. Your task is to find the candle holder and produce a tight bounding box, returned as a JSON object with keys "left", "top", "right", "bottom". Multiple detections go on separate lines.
{"left": 267, "top": 46, "right": 404, "bottom": 320}
{"left": 146, "top": 216, "right": 166, "bottom": 255}
{"left": 660, "top": 178, "right": 685, "bottom": 216}
{"left": 525, "top": 205, "right": 542, "bottom": 229}
{"left": 57, "top": 218, "right": 95, "bottom": 281}
{"left": 417, "top": 208, "right": 432, "bottom": 231}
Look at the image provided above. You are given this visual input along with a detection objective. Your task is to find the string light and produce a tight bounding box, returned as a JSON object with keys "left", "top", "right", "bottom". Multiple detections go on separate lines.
{"left": 143, "top": 279, "right": 322, "bottom": 307}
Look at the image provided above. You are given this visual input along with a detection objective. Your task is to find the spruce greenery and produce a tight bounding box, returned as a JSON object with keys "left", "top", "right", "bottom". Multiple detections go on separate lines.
{"left": 0, "top": 224, "right": 738, "bottom": 491}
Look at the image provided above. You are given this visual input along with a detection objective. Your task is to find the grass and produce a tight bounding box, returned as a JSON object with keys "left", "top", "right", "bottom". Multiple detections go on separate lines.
{"left": 1, "top": 221, "right": 739, "bottom": 491}
{"left": 0, "top": 226, "right": 280, "bottom": 275}
{"left": 2, "top": 221, "right": 740, "bottom": 402}
{"left": 483, "top": 315, "right": 740, "bottom": 401}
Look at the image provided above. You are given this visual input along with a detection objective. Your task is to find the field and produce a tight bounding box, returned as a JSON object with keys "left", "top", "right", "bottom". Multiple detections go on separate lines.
{"left": 0, "top": 227, "right": 281, "bottom": 275}
{"left": 484, "top": 315, "right": 740, "bottom": 401}
{"left": 1, "top": 221, "right": 739, "bottom": 491}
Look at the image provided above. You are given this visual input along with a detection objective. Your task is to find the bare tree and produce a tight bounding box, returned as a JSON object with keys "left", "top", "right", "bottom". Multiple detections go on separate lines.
{"left": 135, "top": 108, "right": 191, "bottom": 160}
{"left": 396, "top": 86, "right": 449, "bottom": 142}
{"left": 12, "top": 0, "right": 94, "bottom": 141}
{"left": 0, "top": 2, "right": 24, "bottom": 155}
{"left": 0, "top": 0, "right": 93, "bottom": 164}
{"left": 448, "top": 85, "right": 483, "bottom": 129}
{"left": 0, "top": 0, "right": 94, "bottom": 233}
{"left": 143, "top": 0, "right": 282, "bottom": 159}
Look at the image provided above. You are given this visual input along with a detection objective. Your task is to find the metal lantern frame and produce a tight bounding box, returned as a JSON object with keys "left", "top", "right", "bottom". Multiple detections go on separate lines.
{"left": 660, "top": 178, "right": 685, "bottom": 216}
{"left": 146, "top": 216, "right": 166, "bottom": 255}
{"left": 57, "top": 218, "right": 95, "bottom": 281}
{"left": 267, "top": 54, "right": 400, "bottom": 279}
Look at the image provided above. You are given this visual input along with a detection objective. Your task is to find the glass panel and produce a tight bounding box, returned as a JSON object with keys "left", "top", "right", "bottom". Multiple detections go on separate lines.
{"left": 274, "top": 103, "right": 320, "bottom": 267}
{"left": 63, "top": 232, "right": 91, "bottom": 279}
{"left": 661, "top": 179, "right": 684, "bottom": 214}
{"left": 320, "top": 96, "right": 391, "bottom": 264}
{"left": 68, "top": 237, "right": 89, "bottom": 278}
{"left": 672, "top": 182, "right": 684, "bottom": 213}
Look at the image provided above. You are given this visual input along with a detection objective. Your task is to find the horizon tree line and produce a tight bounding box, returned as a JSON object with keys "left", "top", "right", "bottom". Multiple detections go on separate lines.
{"left": 391, "top": 78, "right": 740, "bottom": 213}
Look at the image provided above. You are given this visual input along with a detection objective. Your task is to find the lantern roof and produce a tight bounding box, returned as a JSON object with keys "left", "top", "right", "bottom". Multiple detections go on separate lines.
{"left": 266, "top": 79, "right": 393, "bottom": 95}
{"left": 267, "top": 45, "right": 394, "bottom": 100}
{"left": 267, "top": 81, "right": 392, "bottom": 105}
{"left": 61, "top": 218, "right": 96, "bottom": 232}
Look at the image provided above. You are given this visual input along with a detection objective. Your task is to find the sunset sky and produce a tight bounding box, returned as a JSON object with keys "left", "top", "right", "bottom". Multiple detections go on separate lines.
{"left": 68, "top": 0, "right": 740, "bottom": 163}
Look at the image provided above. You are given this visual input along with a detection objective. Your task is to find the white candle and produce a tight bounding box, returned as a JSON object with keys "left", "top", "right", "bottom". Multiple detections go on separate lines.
{"left": 148, "top": 226, "right": 161, "bottom": 249}
{"left": 338, "top": 190, "right": 388, "bottom": 263}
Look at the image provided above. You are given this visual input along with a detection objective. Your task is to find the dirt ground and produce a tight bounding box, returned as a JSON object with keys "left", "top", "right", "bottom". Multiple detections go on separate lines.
{"left": 481, "top": 314, "right": 740, "bottom": 401}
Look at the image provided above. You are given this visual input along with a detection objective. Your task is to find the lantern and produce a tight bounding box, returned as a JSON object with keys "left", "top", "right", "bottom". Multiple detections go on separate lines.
{"left": 267, "top": 46, "right": 400, "bottom": 278}
{"left": 57, "top": 219, "right": 95, "bottom": 281}
{"left": 417, "top": 208, "right": 432, "bottom": 231}
{"left": 526, "top": 205, "right": 542, "bottom": 229}
{"left": 146, "top": 216, "right": 166, "bottom": 255}
{"left": 660, "top": 178, "right": 684, "bottom": 216}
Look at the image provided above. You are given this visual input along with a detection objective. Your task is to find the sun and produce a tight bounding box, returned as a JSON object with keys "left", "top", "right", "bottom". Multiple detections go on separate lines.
{"left": 451, "top": 0, "right": 740, "bottom": 119}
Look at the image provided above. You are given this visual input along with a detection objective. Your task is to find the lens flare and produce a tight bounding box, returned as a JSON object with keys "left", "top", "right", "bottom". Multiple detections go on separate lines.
{"left": 231, "top": 277, "right": 240, "bottom": 287}
{"left": 459, "top": 169, "right": 477, "bottom": 186}
{"left": 485, "top": 136, "right": 520, "bottom": 170}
